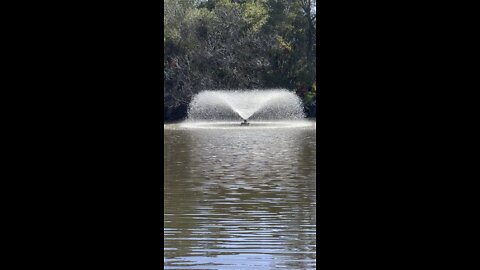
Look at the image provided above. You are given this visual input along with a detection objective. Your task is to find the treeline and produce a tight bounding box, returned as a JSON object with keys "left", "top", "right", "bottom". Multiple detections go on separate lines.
{"left": 164, "top": 0, "right": 316, "bottom": 120}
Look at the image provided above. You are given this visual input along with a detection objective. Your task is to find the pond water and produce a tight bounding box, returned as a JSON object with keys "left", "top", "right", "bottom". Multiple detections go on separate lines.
{"left": 164, "top": 120, "right": 316, "bottom": 270}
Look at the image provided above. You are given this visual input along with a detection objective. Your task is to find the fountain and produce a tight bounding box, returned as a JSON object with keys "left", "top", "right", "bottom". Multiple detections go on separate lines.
{"left": 165, "top": 89, "right": 314, "bottom": 130}
{"left": 187, "top": 89, "right": 305, "bottom": 121}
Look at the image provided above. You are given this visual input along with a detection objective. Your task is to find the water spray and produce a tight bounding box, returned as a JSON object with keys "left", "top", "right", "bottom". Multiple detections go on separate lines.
{"left": 187, "top": 89, "right": 305, "bottom": 121}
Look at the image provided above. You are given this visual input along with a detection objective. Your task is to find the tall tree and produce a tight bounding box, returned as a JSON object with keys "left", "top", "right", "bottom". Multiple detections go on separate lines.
{"left": 299, "top": 0, "right": 316, "bottom": 84}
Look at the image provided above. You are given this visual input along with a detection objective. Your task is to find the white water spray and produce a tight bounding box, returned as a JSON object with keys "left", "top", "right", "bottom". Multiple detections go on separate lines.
{"left": 187, "top": 89, "right": 305, "bottom": 121}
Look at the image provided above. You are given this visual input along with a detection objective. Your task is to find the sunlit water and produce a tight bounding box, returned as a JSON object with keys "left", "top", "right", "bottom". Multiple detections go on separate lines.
{"left": 164, "top": 120, "right": 316, "bottom": 270}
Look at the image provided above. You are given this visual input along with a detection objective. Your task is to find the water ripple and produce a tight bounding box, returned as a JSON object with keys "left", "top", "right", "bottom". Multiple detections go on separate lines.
{"left": 165, "top": 124, "right": 316, "bottom": 270}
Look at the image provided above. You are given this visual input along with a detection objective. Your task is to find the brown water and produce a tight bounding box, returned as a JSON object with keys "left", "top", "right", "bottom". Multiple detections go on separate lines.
{"left": 164, "top": 121, "right": 316, "bottom": 269}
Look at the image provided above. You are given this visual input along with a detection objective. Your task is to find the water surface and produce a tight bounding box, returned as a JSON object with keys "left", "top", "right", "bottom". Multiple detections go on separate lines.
{"left": 164, "top": 120, "right": 316, "bottom": 269}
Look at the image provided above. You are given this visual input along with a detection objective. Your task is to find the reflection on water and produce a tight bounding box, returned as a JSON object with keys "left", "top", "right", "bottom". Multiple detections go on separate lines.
{"left": 164, "top": 121, "right": 316, "bottom": 270}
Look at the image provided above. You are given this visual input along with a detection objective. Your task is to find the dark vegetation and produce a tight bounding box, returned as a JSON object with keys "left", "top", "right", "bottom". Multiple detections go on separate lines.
{"left": 164, "top": 0, "right": 316, "bottom": 121}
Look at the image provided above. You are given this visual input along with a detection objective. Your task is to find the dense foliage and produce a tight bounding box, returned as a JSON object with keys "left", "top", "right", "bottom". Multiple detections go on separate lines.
{"left": 164, "top": 0, "right": 316, "bottom": 120}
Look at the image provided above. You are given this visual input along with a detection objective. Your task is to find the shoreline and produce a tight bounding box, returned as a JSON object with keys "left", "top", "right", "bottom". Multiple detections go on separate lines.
{"left": 164, "top": 117, "right": 316, "bottom": 125}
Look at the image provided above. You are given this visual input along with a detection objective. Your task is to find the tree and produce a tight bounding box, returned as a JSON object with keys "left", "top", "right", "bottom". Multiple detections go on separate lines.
{"left": 299, "top": 0, "right": 316, "bottom": 84}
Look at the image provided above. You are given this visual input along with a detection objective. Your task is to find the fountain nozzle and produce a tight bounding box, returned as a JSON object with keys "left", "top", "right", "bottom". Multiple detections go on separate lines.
{"left": 240, "top": 119, "right": 250, "bottom": 126}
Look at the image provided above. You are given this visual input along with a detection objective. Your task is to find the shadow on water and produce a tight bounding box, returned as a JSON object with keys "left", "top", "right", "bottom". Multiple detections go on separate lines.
{"left": 164, "top": 125, "right": 316, "bottom": 270}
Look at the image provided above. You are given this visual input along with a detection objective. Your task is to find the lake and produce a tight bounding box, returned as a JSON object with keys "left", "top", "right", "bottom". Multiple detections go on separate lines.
{"left": 164, "top": 120, "right": 316, "bottom": 270}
